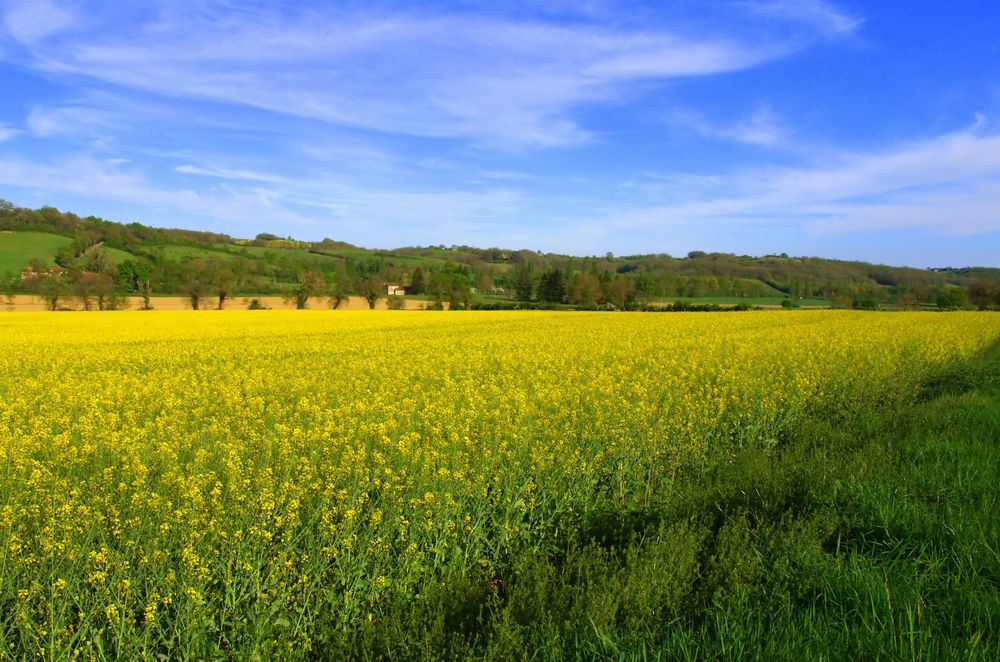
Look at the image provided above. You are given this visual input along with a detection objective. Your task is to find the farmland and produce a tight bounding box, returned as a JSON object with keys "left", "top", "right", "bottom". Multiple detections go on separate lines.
{"left": 1, "top": 311, "right": 999, "bottom": 658}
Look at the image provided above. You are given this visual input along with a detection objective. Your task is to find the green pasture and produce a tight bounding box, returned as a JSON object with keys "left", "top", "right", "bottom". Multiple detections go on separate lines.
{"left": 0, "top": 232, "right": 73, "bottom": 275}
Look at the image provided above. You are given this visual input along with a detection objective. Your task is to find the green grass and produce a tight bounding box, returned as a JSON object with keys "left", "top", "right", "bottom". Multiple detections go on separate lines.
{"left": 99, "top": 246, "right": 142, "bottom": 266}
{"left": 225, "top": 244, "right": 335, "bottom": 262}
{"left": 154, "top": 244, "right": 233, "bottom": 261}
{"left": 323, "top": 339, "right": 1000, "bottom": 659}
{"left": 0, "top": 231, "right": 74, "bottom": 275}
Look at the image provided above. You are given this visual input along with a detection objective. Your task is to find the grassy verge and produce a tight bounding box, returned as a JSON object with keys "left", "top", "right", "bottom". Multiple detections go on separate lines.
{"left": 332, "top": 341, "right": 1000, "bottom": 660}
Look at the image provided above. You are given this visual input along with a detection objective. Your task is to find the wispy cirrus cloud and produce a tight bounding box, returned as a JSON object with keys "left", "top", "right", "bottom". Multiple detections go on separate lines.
{"left": 671, "top": 104, "right": 790, "bottom": 147}
{"left": 586, "top": 124, "right": 1000, "bottom": 247}
{"left": 0, "top": 148, "right": 534, "bottom": 247}
{"left": 0, "top": 153, "right": 314, "bottom": 231}
{"left": 2, "top": 0, "right": 78, "bottom": 44}
{"left": 736, "top": 0, "right": 862, "bottom": 38}
{"left": 173, "top": 164, "right": 285, "bottom": 184}
{"left": 1, "top": 0, "right": 857, "bottom": 149}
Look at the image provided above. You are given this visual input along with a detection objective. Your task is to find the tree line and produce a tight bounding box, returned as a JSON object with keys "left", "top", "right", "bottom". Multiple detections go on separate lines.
{"left": 3, "top": 199, "right": 999, "bottom": 311}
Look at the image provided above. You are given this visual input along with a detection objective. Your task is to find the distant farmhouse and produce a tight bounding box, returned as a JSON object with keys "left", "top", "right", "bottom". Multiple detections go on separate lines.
{"left": 20, "top": 267, "right": 69, "bottom": 281}
{"left": 386, "top": 283, "right": 406, "bottom": 296}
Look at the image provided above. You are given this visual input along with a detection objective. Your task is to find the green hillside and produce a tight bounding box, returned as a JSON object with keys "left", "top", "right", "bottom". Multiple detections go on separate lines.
{"left": 2, "top": 199, "right": 999, "bottom": 310}
{"left": 0, "top": 231, "right": 74, "bottom": 275}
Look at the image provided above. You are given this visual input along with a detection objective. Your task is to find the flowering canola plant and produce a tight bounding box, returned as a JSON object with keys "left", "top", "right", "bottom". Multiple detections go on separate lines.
{"left": 0, "top": 310, "right": 997, "bottom": 657}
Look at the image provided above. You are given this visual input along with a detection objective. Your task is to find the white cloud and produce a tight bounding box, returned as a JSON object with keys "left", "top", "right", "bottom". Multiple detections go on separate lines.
{"left": 3, "top": 0, "right": 78, "bottom": 44}
{"left": 737, "top": 0, "right": 862, "bottom": 37}
{"left": 174, "top": 164, "right": 284, "bottom": 184}
{"left": 0, "top": 154, "right": 313, "bottom": 229}
{"left": 589, "top": 126, "right": 1000, "bottom": 238}
{"left": 6, "top": 2, "right": 855, "bottom": 149}
{"left": 673, "top": 104, "right": 789, "bottom": 146}
{"left": 0, "top": 124, "right": 18, "bottom": 142}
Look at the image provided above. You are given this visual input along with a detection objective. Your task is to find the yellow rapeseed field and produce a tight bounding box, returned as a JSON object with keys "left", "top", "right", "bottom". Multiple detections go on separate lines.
{"left": 1, "top": 310, "right": 998, "bottom": 657}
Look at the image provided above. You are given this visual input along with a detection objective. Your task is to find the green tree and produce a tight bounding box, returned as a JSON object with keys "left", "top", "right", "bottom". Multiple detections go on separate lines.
{"left": 38, "top": 274, "right": 70, "bottom": 311}
{"left": 409, "top": 267, "right": 425, "bottom": 295}
{"left": 94, "top": 272, "right": 126, "bottom": 310}
{"left": 967, "top": 280, "right": 1000, "bottom": 310}
{"left": 183, "top": 278, "right": 207, "bottom": 310}
{"left": 71, "top": 270, "right": 97, "bottom": 311}
{"left": 82, "top": 247, "right": 108, "bottom": 274}
{"left": 568, "top": 272, "right": 601, "bottom": 307}
{"left": 538, "top": 268, "right": 565, "bottom": 303}
{"left": 359, "top": 278, "right": 382, "bottom": 310}
{"left": 213, "top": 266, "right": 238, "bottom": 310}
{"left": 3, "top": 272, "right": 18, "bottom": 310}
{"left": 327, "top": 276, "right": 348, "bottom": 309}
{"left": 285, "top": 270, "right": 325, "bottom": 309}
{"left": 138, "top": 280, "right": 154, "bottom": 310}
{"left": 607, "top": 276, "right": 634, "bottom": 310}
{"left": 513, "top": 264, "right": 534, "bottom": 301}
{"left": 936, "top": 287, "right": 970, "bottom": 310}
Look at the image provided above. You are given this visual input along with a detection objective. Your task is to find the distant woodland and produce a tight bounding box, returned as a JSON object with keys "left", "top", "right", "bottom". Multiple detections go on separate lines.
{"left": 2, "top": 199, "right": 999, "bottom": 310}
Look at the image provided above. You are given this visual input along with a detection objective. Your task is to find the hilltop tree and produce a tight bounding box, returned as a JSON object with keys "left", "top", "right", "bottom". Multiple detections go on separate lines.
{"left": 82, "top": 247, "right": 109, "bottom": 274}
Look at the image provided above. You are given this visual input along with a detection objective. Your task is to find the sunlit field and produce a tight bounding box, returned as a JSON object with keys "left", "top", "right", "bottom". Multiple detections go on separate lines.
{"left": 2, "top": 311, "right": 999, "bottom": 658}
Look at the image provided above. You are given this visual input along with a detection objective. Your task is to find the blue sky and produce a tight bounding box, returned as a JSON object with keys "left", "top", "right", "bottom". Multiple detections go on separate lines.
{"left": 1, "top": 0, "right": 999, "bottom": 267}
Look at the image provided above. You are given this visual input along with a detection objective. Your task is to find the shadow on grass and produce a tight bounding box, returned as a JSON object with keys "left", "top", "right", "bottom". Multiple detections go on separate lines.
{"left": 318, "top": 339, "right": 1000, "bottom": 660}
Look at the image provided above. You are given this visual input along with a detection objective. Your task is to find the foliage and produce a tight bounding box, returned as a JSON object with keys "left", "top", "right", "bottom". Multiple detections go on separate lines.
{"left": 283, "top": 270, "right": 325, "bottom": 309}
{"left": 359, "top": 278, "right": 382, "bottom": 310}
{"left": 967, "top": 279, "right": 1000, "bottom": 310}
{"left": 3, "top": 200, "right": 999, "bottom": 309}
{"left": 936, "top": 286, "right": 970, "bottom": 310}
{"left": 408, "top": 266, "right": 425, "bottom": 295}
